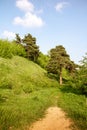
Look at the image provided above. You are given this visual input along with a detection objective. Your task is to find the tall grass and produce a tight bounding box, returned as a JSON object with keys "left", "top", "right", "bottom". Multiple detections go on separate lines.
{"left": 0, "top": 88, "right": 59, "bottom": 130}
{"left": 57, "top": 89, "right": 87, "bottom": 130}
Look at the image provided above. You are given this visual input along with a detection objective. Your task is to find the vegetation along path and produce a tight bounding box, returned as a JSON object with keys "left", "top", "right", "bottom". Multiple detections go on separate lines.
{"left": 29, "top": 107, "right": 74, "bottom": 130}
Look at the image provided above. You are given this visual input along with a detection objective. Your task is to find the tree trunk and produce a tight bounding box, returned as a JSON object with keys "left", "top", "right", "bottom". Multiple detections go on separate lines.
{"left": 59, "top": 66, "right": 62, "bottom": 85}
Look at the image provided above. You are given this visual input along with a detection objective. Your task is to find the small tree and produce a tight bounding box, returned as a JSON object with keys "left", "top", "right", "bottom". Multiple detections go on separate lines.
{"left": 47, "top": 45, "right": 72, "bottom": 85}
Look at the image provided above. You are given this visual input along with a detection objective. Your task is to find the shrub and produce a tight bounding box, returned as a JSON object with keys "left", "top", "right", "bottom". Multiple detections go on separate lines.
{"left": 76, "top": 82, "right": 87, "bottom": 95}
{"left": 0, "top": 39, "right": 26, "bottom": 58}
{"left": 37, "top": 52, "right": 49, "bottom": 69}
{"left": 0, "top": 40, "right": 12, "bottom": 58}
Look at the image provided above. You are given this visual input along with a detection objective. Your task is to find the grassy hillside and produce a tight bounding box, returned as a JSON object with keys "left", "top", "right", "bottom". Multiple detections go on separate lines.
{"left": 0, "top": 56, "right": 87, "bottom": 130}
{"left": 0, "top": 56, "right": 59, "bottom": 130}
{"left": 0, "top": 56, "right": 58, "bottom": 93}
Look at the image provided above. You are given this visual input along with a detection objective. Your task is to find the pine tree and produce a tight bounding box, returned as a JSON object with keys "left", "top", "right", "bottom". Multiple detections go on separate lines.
{"left": 23, "top": 34, "right": 39, "bottom": 62}
{"left": 15, "top": 34, "right": 21, "bottom": 44}
{"left": 47, "top": 45, "right": 72, "bottom": 85}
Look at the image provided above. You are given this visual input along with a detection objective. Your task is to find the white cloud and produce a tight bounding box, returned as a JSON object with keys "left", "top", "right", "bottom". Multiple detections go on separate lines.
{"left": 16, "top": 0, "right": 34, "bottom": 12}
{"left": 2, "top": 30, "right": 15, "bottom": 39}
{"left": 13, "top": 12, "right": 44, "bottom": 28}
{"left": 55, "top": 2, "right": 69, "bottom": 12}
{"left": 14, "top": 0, "right": 44, "bottom": 28}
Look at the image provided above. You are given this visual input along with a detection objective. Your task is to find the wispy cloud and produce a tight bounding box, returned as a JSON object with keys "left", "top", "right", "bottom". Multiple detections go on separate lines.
{"left": 2, "top": 30, "right": 15, "bottom": 40}
{"left": 55, "top": 2, "right": 69, "bottom": 12}
{"left": 13, "top": 0, "right": 44, "bottom": 28}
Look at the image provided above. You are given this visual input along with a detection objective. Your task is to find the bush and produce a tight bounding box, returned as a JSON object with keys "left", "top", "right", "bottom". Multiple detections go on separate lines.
{"left": 37, "top": 52, "right": 49, "bottom": 69}
{"left": 0, "top": 40, "right": 12, "bottom": 58}
{"left": 76, "top": 82, "right": 87, "bottom": 95}
{"left": 60, "top": 80, "right": 82, "bottom": 95}
{"left": 0, "top": 39, "right": 26, "bottom": 58}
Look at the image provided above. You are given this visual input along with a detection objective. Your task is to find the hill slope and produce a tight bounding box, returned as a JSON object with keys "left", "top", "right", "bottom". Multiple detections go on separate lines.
{"left": 0, "top": 56, "right": 58, "bottom": 93}
{"left": 0, "top": 56, "right": 87, "bottom": 130}
{"left": 0, "top": 56, "right": 59, "bottom": 130}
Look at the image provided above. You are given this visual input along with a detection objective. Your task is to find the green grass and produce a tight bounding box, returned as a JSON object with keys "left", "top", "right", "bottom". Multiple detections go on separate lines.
{"left": 0, "top": 56, "right": 87, "bottom": 130}
{"left": 0, "top": 56, "right": 59, "bottom": 130}
{"left": 0, "top": 88, "right": 59, "bottom": 130}
{"left": 57, "top": 89, "right": 87, "bottom": 130}
{"left": 0, "top": 56, "right": 58, "bottom": 92}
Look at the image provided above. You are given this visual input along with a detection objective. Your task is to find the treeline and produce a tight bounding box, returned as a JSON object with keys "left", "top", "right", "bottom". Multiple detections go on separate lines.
{"left": 0, "top": 33, "right": 87, "bottom": 96}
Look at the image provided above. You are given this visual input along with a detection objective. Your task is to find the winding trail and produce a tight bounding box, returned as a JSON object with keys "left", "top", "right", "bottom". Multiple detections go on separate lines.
{"left": 29, "top": 107, "right": 74, "bottom": 130}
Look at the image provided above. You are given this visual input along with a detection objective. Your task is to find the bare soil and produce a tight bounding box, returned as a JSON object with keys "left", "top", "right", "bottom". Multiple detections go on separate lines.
{"left": 29, "top": 107, "right": 74, "bottom": 130}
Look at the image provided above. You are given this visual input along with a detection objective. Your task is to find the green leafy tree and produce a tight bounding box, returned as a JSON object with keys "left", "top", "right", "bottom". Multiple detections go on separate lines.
{"left": 23, "top": 33, "right": 39, "bottom": 62}
{"left": 77, "top": 53, "right": 87, "bottom": 94}
{"left": 37, "top": 52, "right": 49, "bottom": 69}
{"left": 46, "top": 45, "right": 73, "bottom": 85}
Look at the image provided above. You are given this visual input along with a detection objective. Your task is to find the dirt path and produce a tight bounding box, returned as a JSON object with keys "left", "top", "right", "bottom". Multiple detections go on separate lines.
{"left": 29, "top": 107, "right": 74, "bottom": 130}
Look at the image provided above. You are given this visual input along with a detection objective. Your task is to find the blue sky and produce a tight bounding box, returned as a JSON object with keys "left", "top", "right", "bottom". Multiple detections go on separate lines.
{"left": 0, "top": 0, "right": 87, "bottom": 63}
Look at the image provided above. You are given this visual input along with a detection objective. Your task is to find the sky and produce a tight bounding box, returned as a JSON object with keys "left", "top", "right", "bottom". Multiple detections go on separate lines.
{"left": 0, "top": 0, "right": 87, "bottom": 63}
